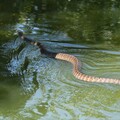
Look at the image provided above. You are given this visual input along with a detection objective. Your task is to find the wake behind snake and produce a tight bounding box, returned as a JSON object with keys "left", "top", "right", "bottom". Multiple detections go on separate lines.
{"left": 17, "top": 31, "right": 120, "bottom": 85}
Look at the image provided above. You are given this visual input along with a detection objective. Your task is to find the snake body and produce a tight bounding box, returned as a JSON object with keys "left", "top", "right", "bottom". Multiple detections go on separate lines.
{"left": 55, "top": 53, "right": 120, "bottom": 84}
{"left": 18, "top": 31, "right": 120, "bottom": 85}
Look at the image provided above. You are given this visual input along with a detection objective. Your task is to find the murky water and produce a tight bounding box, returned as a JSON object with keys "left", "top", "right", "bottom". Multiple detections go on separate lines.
{"left": 0, "top": 1, "right": 120, "bottom": 120}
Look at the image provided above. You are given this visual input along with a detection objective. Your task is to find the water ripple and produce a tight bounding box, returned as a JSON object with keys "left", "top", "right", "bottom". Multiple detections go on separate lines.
{"left": 1, "top": 34, "right": 120, "bottom": 120}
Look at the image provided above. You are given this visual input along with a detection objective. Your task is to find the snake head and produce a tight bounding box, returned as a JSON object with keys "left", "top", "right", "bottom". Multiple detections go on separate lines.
{"left": 17, "top": 30, "right": 24, "bottom": 39}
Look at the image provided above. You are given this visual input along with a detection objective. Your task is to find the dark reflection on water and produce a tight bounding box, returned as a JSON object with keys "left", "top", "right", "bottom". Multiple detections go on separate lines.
{"left": 0, "top": 0, "right": 120, "bottom": 120}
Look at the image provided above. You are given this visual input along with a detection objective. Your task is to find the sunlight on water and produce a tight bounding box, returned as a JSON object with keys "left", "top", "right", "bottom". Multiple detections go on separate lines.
{"left": 1, "top": 31, "right": 120, "bottom": 120}
{"left": 1, "top": 1, "right": 120, "bottom": 119}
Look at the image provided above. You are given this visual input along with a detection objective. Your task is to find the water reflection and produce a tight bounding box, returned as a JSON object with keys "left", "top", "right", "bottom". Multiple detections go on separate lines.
{"left": 1, "top": 29, "right": 120, "bottom": 119}
{"left": 0, "top": 0, "right": 120, "bottom": 120}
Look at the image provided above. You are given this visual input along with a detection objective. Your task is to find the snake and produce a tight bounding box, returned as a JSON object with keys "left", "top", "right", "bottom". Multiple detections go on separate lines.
{"left": 17, "top": 31, "right": 120, "bottom": 85}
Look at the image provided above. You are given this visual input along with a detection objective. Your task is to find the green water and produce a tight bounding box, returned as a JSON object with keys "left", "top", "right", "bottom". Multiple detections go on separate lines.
{"left": 0, "top": 0, "right": 120, "bottom": 120}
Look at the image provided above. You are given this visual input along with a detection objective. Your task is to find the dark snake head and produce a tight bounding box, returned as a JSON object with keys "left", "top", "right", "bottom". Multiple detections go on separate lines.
{"left": 17, "top": 30, "right": 24, "bottom": 38}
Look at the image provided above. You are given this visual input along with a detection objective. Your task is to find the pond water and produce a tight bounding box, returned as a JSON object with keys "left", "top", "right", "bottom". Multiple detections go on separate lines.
{"left": 0, "top": 1, "right": 120, "bottom": 120}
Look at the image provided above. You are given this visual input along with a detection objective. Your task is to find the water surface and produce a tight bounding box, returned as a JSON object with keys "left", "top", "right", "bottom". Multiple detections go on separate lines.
{"left": 0, "top": 1, "right": 120, "bottom": 120}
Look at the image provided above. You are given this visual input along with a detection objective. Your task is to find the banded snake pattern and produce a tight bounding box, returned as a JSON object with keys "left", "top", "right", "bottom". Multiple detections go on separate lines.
{"left": 18, "top": 31, "right": 120, "bottom": 85}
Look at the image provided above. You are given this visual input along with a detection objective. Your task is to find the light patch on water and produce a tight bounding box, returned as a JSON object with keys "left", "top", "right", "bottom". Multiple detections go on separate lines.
{"left": 1, "top": 0, "right": 120, "bottom": 119}
{"left": 1, "top": 20, "right": 120, "bottom": 120}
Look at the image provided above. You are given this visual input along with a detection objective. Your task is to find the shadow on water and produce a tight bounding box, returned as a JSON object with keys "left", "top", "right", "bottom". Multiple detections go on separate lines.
{"left": 0, "top": 0, "right": 120, "bottom": 120}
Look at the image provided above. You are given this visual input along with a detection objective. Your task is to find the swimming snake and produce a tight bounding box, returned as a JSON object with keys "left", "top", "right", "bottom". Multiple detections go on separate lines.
{"left": 17, "top": 31, "right": 120, "bottom": 85}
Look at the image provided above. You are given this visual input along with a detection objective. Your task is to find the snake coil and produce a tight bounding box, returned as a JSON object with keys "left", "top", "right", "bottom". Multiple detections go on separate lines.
{"left": 17, "top": 31, "right": 120, "bottom": 85}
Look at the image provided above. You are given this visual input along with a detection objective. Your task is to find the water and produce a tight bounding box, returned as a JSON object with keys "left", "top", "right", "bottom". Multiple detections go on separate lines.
{"left": 0, "top": 1, "right": 120, "bottom": 120}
